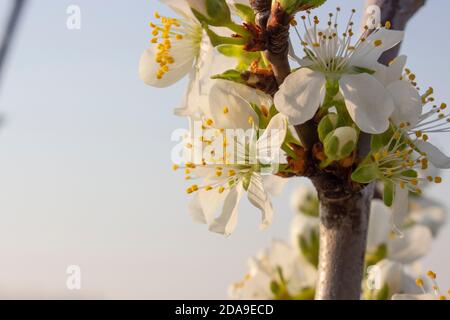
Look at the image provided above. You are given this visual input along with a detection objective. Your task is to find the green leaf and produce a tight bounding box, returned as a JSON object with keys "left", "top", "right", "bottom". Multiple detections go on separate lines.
{"left": 383, "top": 180, "right": 395, "bottom": 207}
{"left": 233, "top": 4, "right": 255, "bottom": 22}
{"left": 352, "top": 162, "right": 380, "bottom": 184}
{"left": 191, "top": 0, "right": 231, "bottom": 27}
{"left": 211, "top": 69, "right": 244, "bottom": 84}
{"left": 217, "top": 45, "right": 261, "bottom": 71}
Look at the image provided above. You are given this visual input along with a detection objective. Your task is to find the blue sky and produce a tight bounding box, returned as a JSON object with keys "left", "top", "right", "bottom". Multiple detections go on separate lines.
{"left": 0, "top": 0, "right": 448, "bottom": 298}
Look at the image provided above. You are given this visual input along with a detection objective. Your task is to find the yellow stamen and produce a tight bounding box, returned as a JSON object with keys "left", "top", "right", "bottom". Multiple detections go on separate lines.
{"left": 415, "top": 278, "right": 424, "bottom": 287}
{"left": 374, "top": 39, "right": 383, "bottom": 47}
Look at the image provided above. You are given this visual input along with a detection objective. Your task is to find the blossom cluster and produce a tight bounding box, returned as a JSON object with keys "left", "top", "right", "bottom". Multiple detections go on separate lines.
{"left": 139, "top": 0, "right": 450, "bottom": 239}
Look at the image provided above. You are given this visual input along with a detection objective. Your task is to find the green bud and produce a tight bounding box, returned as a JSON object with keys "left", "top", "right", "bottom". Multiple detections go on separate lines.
{"left": 318, "top": 114, "right": 346, "bottom": 142}
{"left": 323, "top": 126, "right": 358, "bottom": 161}
{"left": 188, "top": 0, "right": 231, "bottom": 26}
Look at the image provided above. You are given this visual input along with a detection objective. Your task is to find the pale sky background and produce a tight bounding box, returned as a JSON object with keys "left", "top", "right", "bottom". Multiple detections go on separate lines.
{"left": 0, "top": 0, "right": 448, "bottom": 299}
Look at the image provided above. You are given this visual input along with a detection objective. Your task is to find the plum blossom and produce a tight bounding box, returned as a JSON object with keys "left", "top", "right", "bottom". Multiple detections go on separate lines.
{"left": 176, "top": 81, "right": 288, "bottom": 235}
{"left": 275, "top": 9, "right": 405, "bottom": 134}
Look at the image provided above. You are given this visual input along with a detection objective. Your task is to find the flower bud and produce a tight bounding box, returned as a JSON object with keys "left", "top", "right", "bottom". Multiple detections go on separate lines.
{"left": 187, "top": 0, "right": 232, "bottom": 26}
{"left": 323, "top": 126, "right": 358, "bottom": 161}
{"left": 318, "top": 113, "right": 346, "bottom": 142}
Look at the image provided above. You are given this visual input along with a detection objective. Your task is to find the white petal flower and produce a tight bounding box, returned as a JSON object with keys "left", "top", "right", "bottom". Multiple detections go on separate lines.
{"left": 339, "top": 73, "right": 394, "bottom": 134}
{"left": 179, "top": 84, "right": 287, "bottom": 235}
{"left": 373, "top": 55, "right": 422, "bottom": 127}
{"left": 274, "top": 68, "right": 326, "bottom": 125}
{"left": 384, "top": 64, "right": 450, "bottom": 169}
{"left": 139, "top": 4, "right": 203, "bottom": 87}
{"left": 280, "top": 10, "right": 404, "bottom": 133}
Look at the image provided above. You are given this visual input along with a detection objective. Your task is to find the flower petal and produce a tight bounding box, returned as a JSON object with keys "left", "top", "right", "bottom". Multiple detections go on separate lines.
{"left": 161, "top": 0, "right": 197, "bottom": 20}
{"left": 257, "top": 113, "right": 288, "bottom": 166}
{"left": 208, "top": 80, "right": 263, "bottom": 130}
{"left": 392, "top": 185, "right": 409, "bottom": 228}
{"left": 209, "top": 183, "right": 244, "bottom": 236}
{"left": 350, "top": 28, "right": 404, "bottom": 69}
{"left": 247, "top": 173, "right": 273, "bottom": 229}
{"left": 274, "top": 68, "right": 326, "bottom": 125}
{"left": 367, "top": 200, "right": 391, "bottom": 250}
{"left": 415, "top": 140, "right": 450, "bottom": 169}
{"left": 175, "top": 35, "right": 236, "bottom": 118}
{"left": 388, "top": 80, "right": 422, "bottom": 127}
{"left": 139, "top": 46, "right": 194, "bottom": 88}
{"left": 340, "top": 73, "right": 394, "bottom": 134}
{"left": 388, "top": 225, "right": 432, "bottom": 264}
{"left": 373, "top": 55, "right": 407, "bottom": 86}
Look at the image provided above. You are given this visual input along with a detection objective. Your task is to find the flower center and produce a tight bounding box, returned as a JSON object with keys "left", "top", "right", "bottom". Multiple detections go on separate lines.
{"left": 150, "top": 12, "right": 202, "bottom": 80}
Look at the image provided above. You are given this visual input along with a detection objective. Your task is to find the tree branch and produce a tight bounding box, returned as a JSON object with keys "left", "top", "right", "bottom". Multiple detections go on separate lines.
{"left": 0, "top": 0, "right": 27, "bottom": 87}
{"left": 250, "top": 0, "right": 292, "bottom": 85}
{"left": 315, "top": 183, "right": 375, "bottom": 300}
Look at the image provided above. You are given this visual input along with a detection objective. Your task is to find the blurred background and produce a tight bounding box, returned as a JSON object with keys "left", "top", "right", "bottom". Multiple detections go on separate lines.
{"left": 0, "top": 0, "right": 448, "bottom": 299}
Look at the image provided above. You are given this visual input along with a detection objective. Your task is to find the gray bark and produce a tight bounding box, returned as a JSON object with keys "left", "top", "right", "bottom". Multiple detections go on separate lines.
{"left": 315, "top": 184, "right": 375, "bottom": 300}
